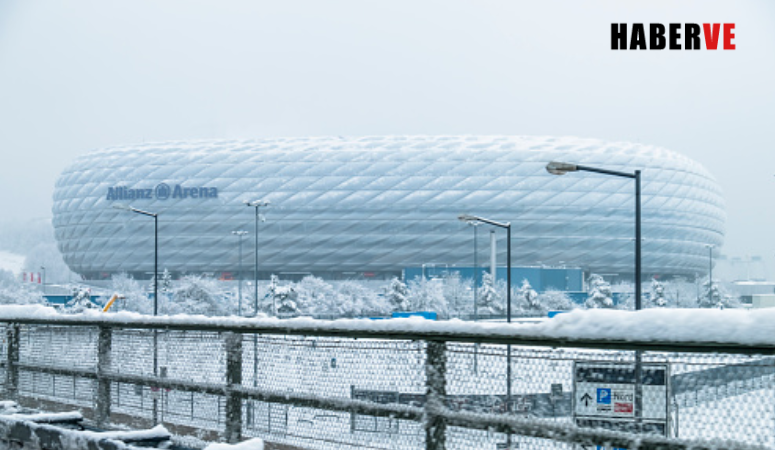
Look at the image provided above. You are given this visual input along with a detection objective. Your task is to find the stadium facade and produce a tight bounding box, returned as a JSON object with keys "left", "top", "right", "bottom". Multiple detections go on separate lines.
{"left": 52, "top": 136, "right": 725, "bottom": 281}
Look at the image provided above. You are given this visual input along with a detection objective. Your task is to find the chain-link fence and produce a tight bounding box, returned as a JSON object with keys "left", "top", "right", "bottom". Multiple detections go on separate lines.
{"left": 1, "top": 316, "right": 774, "bottom": 450}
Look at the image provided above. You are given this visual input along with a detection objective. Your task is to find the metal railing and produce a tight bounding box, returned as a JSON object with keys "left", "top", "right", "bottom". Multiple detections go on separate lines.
{"left": 1, "top": 309, "right": 774, "bottom": 450}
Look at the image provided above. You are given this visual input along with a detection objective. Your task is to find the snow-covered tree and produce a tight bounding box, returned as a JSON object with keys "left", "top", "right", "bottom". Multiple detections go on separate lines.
{"left": 268, "top": 275, "right": 300, "bottom": 317}
{"left": 650, "top": 278, "right": 667, "bottom": 307}
{"left": 442, "top": 272, "right": 471, "bottom": 318}
{"left": 169, "top": 275, "right": 226, "bottom": 316}
{"left": 519, "top": 279, "right": 540, "bottom": 309}
{"left": 698, "top": 278, "right": 723, "bottom": 308}
{"left": 586, "top": 274, "right": 614, "bottom": 309}
{"left": 159, "top": 269, "right": 173, "bottom": 294}
{"left": 64, "top": 287, "right": 98, "bottom": 313}
{"left": 0, "top": 270, "right": 45, "bottom": 305}
{"left": 476, "top": 272, "right": 504, "bottom": 316}
{"left": 385, "top": 277, "right": 409, "bottom": 312}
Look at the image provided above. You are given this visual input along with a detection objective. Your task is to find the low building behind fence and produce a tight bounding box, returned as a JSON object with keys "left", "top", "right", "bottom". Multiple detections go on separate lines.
{"left": 0, "top": 308, "right": 773, "bottom": 450}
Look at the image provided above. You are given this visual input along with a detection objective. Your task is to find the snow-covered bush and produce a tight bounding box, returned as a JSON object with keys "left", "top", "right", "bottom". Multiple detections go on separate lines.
{"left": 407, "top": 277, "right": 448, "bottom": 318}
{"left": 169, "top": 275, "right": 227, "bottom": 316}
{"left": 586, "top": 274, "right": 614, "bottom": 309}
{"left": 295, "top": 276, "right": 336, "bottom": 315}
{"left": 537, "top": 289, "right": 574, "bottom": 312}
{"left": 345, "top": 281, "right": 389, "bottom": 317}
{"left": 109, "top": 273, "right": 153, "bottom": 314}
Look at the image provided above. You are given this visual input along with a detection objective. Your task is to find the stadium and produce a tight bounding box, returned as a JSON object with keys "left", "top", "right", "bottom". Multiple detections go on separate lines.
{"left": 52, "top": 135, "right": 725, "bottom": 281}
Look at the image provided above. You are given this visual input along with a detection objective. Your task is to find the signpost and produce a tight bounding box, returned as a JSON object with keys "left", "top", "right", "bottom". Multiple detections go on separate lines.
{"left": 573, "top": 361, "right": 669, "bottom": 437}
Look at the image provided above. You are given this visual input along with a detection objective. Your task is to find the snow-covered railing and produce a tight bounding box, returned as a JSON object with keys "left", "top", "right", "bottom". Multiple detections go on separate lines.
{"left": 1, "top": 305, "right": 774, "bottom": 450}
{"left": 0, "top": 408, "right": 171, "bottom": 450}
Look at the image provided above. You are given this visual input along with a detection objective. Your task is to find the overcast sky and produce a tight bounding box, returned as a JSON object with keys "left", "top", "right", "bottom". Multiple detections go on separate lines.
{"left": 0, "top": 1, "right": 773, "bottom": 277}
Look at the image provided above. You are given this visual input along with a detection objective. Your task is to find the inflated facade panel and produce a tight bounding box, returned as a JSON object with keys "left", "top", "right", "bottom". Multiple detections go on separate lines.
{"left": 52, "top": 136, "right": 725, "bottom": 279}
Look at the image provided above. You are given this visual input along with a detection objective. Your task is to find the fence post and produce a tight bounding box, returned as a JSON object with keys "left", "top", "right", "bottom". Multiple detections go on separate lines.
{"left": 96, "top": 326, "right": 112, "bottom": 426}
{"left": 224, "top": 332, "right": 243, "bottom": 443}
{"left": 5, "top": 324, "right": 19, "bottom": 400}
{"left": 425, "top": 340, "right": 447, "bottom": 450}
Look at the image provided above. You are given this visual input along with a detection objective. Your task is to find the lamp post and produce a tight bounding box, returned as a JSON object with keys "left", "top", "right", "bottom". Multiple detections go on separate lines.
{"left": 113, "top": 204, "right": 160, "bottom": 424}
{"left": 470, "top": 222, "right": 480, "bottom": 321}
{"left": 244, "top": 200, "right": 268, "bottom": 427}
{"left": 546, "top": 162, "right": 642, "bottom": 309}
{"left": 707, "top": 244, "right": 714, "bottom": 305}
{"left": 232, "top": 230, "right": 249, "bottom": 316}
{"left": 113, "top": 205, "right": 159, "bottom": 314}
{"left": 40, "top": 266, "right": 46, "bottom": 295}
{"left": 458, "top": 214, "right": 512, "bottom": 447}
{"left": 546, "top": 161, "right": 643, "bottom": 432}
{"left": 245, "top": 200, "right": 270, "bottom": 316}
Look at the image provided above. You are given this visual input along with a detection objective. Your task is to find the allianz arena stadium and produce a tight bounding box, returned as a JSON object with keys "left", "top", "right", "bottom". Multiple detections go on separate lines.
{"left": 52, "top": 136, "right": 725, "bottom": 281}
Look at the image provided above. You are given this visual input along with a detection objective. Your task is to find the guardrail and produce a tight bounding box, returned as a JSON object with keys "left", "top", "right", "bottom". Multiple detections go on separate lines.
{"left": 0, "top": 306, "right": 773, "bottom": 450}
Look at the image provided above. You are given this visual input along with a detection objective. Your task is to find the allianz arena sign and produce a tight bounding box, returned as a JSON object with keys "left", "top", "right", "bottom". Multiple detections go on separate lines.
{"left": 105, "top": 183, "right": 219, "bottom": 201}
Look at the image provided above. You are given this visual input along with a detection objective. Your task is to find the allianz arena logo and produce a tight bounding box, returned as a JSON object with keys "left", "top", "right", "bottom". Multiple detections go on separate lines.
{"left": 106, "top": 183, "right": 218, "bottom": 201}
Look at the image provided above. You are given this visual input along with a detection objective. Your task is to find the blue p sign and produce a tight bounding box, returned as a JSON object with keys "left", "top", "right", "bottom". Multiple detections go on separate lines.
{"left": 597, "top": 388, "right": 611, "bottom": 404}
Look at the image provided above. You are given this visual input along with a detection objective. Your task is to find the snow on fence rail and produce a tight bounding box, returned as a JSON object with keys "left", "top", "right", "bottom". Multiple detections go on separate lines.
{"left": 1, "top": 305, "right": 775, "bottom": 449}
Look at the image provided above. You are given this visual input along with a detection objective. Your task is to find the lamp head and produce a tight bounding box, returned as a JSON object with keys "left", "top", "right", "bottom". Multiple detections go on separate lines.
{"left": 546, "top": 161, "right": 578, "bottom": 175}
{"left": 458, "top": 214, "right": 479, "bottom": 223}
{"left": 245, "top": 199, "right": 270, "bottom": 207}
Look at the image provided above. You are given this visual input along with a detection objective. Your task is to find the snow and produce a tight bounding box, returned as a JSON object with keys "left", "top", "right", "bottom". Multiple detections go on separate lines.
{"left": 204, "top": 438, "right": 264, "bottom": 450}
{"left": 7, "top": 411, "right": 82, "bottom": 423}
{"left": 79, "top": 424, "right": 171, "bottom": 442}
{"left": 2, "top": 304, "right": 775, "bottom": 348}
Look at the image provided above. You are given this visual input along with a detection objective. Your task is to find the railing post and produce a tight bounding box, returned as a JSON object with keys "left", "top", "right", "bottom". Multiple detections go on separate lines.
{"left": 224, "top": 332, "right": 243, "bottom": 443}
{"left": 96, "top": 326, "right": 112, "bottom": 426}
{"left": 425, "top": 340, "right": 447, "bottom": 450}
{"left": 5, "top": 324, "right": 19, "bottom": 400}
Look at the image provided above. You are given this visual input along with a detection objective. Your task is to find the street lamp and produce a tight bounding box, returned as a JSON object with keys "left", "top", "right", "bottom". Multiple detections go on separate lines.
{"left": 244, "top": 200, "right": 270, "bottom": 316}
{"left": 458, "top": 214, "right": 512, "bottom": 447}
{"left": 706, "top": 244, "right": 714, "bottom": 304}
{"left": 232, "top": 230, "right": 249, "bottom": 316}
{"left": 244, "top": 200, "right": 268, "bottom": 428}
{"left": 113, "top": 205, "right": 159, "bottom": 315}
{"left": 546, "top": 162, "right": 642, "bottom": 310}
{"left": 458, "top": 214, "right": 511, "bottom": 321}
{"left": 546, "top": 161, "right": 643, "bottom": 433}
{"left": 113, "top": 204, "right": 160, "bottom": 425}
